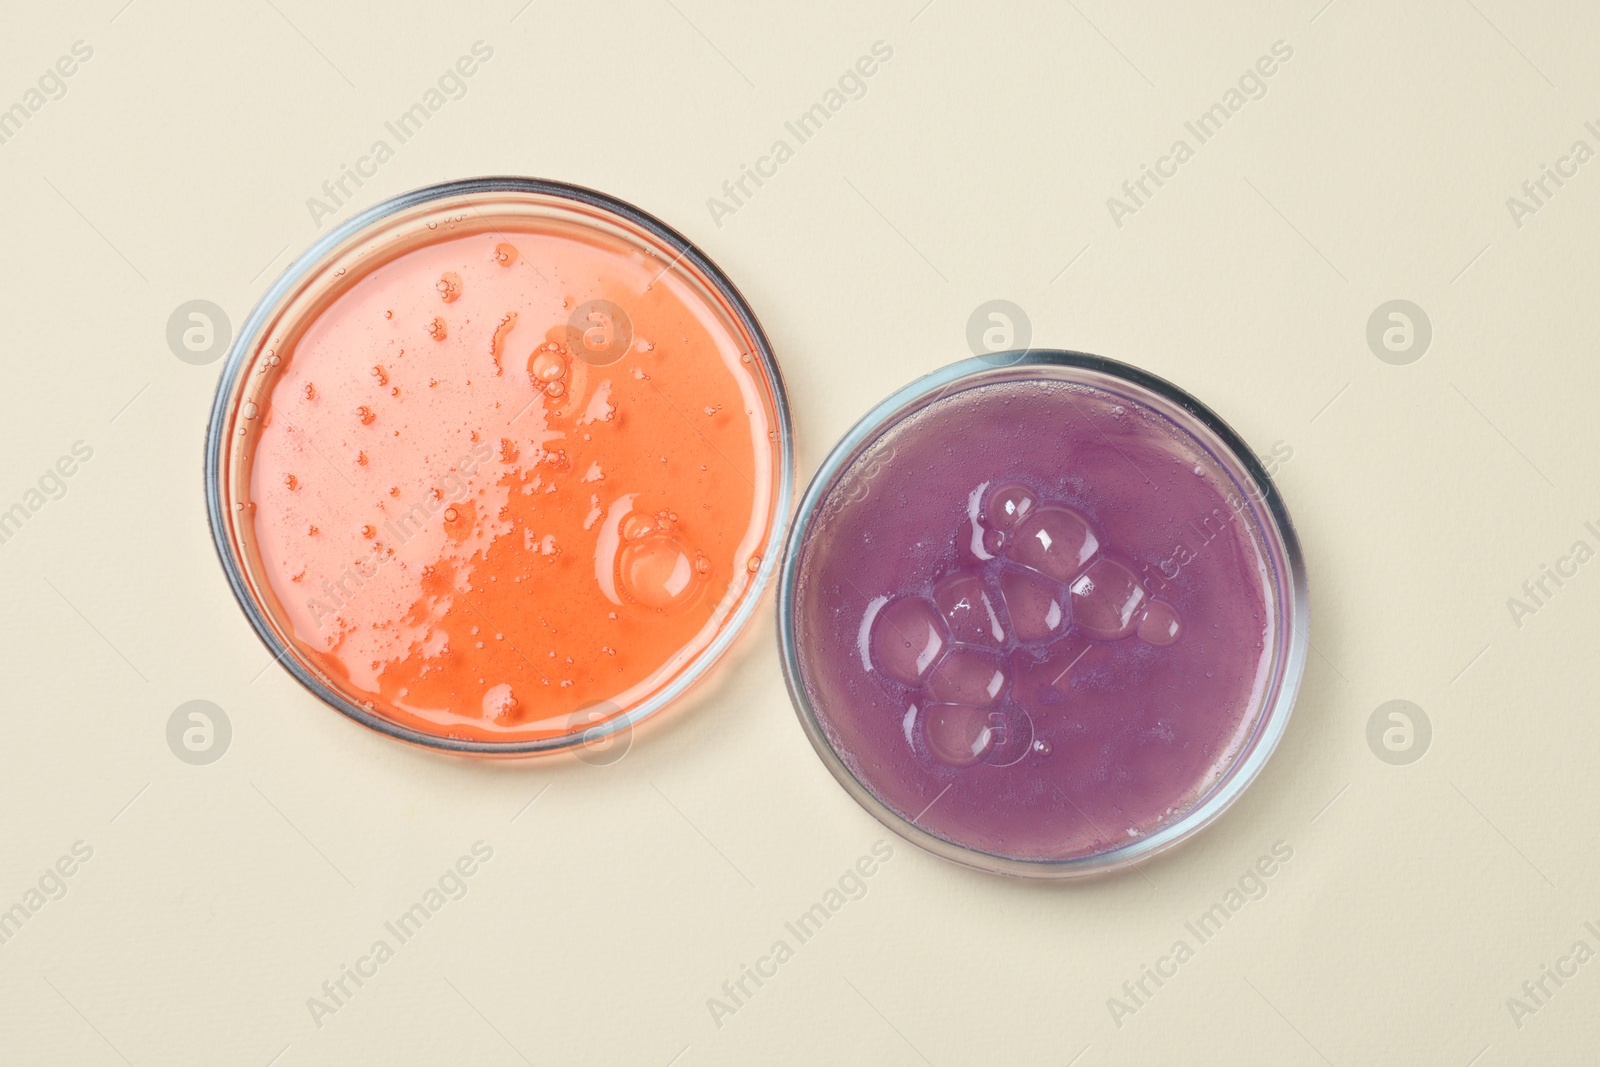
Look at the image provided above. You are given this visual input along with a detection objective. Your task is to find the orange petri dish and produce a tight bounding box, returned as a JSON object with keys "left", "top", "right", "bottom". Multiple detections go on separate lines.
{"left": 207, "top": 179, "right": 792, "bottom": 755}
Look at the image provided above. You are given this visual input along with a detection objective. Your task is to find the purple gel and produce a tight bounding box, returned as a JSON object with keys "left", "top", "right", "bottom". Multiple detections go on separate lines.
{"left": 791, "top": 378, "right": 1280, "bottom": 863}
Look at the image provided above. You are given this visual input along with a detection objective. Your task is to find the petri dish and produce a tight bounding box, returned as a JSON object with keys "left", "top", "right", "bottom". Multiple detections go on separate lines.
{"left": 778, "top": 352, "right": 1307, "bottom": 877}
{"left": 207, "top": 177, "right": 792, "bottom": 755}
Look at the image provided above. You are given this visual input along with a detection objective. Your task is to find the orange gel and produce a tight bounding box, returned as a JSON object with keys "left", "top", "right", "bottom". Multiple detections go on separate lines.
{"left": 245, "top": 222, "right": 778, "bottom": 745}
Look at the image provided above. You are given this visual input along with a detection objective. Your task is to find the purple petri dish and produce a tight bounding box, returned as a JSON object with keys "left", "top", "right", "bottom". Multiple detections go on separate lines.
{"left": 778, "top": 351, "right": 1308, "bottom": 878}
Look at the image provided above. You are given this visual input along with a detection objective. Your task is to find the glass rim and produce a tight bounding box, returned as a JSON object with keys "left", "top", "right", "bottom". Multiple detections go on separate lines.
{"left": 205, "top": 176, "right": 795, "bottom": 756}
{"left": 775, "top": 349, "right": 1310, "bottom": 878}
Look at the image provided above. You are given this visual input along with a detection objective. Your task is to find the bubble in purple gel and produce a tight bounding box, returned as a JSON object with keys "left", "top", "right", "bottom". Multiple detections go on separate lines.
{"left": 925, "top": 647, "right": 1008, "bottom": 706}
{"left": 932, "top": 570, "right": 1005, "bottom": 646}
{"left": 1069, "top": 556, "right": 1148, "bottom": 640}
{"left": 1006, "top": 504, "right": 1100, "bottom": 581}
{"left": 980, "top": 704, "right": 1035, "bottom": 767}
{"left": 1138, "top": 598, "right": 1182, "bottom": 646}
{"left": 869, "top": 596, "right": 949, "bottom": 686}
{"left": 982, "top": 482, "right": 1036, "bottom": 530}
{"left": 957, "top": 525, "right": 1006, "bottom": 564}
{"left": 997, "top": 568, "right": 1068, "bottom": 644}
{"left": 920, "top": 703, "right": 995, "bottom": 767}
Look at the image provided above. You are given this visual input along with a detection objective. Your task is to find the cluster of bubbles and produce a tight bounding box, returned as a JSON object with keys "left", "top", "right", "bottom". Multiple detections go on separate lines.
{"left": 528, "top": 341, "right": 570, "bottom": 398}
{"left": 616, "top": 509, "right": 710, "bottom": 612}
{"left": 866, "top": 483, "right": 1182, "bottom": 770}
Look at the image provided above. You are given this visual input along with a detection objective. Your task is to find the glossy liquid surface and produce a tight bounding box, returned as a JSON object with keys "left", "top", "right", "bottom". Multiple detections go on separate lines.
{"left": 792, "top": 380, "right": 1276, "bottom": 862}
{"left": 247, "top": 226, "right": 776, "bottom": 743}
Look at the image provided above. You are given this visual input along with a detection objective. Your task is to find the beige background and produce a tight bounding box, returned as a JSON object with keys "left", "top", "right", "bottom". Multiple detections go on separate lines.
{"left": 1, "top": 0, "right": 1595, "bottom": 1063}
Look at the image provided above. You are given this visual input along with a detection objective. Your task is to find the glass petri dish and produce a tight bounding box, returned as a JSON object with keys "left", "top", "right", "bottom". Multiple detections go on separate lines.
{"left": 207, "top": 177, "right": 792, "bottom": 756}
{"left": 777, "top": 352, "right": 1307, "bottom": 877}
